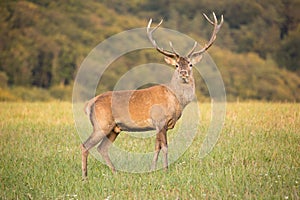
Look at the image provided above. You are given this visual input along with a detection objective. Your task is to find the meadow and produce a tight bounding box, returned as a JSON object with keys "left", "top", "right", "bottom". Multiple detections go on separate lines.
{"left": 0, "top": 102, "right": 299, "bottom": 199}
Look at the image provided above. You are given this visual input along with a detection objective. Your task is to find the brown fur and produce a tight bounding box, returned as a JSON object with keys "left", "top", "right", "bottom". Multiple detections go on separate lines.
{"left": 88, "top": 85, "right": 182, "bottom": 132}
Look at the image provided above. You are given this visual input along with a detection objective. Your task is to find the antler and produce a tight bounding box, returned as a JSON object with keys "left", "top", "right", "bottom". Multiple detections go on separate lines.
{"left": 187, "top": 12, "right": 224, "bottom": 58}
{"left": 147, "top": 19, "right": 179, "bottom": 58}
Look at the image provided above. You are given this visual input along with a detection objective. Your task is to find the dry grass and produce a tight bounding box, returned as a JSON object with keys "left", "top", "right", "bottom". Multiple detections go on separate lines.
{"left": 0, "top": 102, "right": 299, "bottom": 199}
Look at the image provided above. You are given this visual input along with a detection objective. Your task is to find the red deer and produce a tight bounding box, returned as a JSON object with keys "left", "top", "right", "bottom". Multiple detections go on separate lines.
{"left": 81, "top": 13, "right": 223, "bottom": 178}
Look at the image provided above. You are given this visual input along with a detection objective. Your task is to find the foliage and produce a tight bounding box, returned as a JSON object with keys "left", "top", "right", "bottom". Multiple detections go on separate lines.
{"left": 0, "top": 0, "right": 300, "bottom": 101}
{"left": 0, "top": 87, "right": 18, "bottom": 101}
{"left": 49, "top": 84, "right": 73, "bottom": 101}
{"left": 275, "top": 25, "right": 300, "bottom": 71}
{"left": 212, "top": 48, "right": 300, "bottom": 101}
{"left": 0, "top": 102, "right": 299, "bottom": 199}
{"left": 11, "top": 86, "right": 54, "bottom": 101}
{"left": 0, "top": 71, "right": 8, "bottom": 88}
{"left": 0, "top": 86, "right": 73, "bottom": 102}
{"left": 126, "top": 0, "right": 300, "bottom": 65}
{"left": 0, "top": 0, "right": 143, "bottom": 88}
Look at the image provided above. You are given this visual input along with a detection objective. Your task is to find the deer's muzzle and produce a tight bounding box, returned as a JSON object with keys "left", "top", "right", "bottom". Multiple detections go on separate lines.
{"left": 179, "top": 70, "right": 189, "bottom": 83}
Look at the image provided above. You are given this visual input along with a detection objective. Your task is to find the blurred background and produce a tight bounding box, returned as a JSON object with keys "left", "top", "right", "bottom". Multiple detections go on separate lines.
{"left": 0, "top": 0, "right": 299, "bottom": 102}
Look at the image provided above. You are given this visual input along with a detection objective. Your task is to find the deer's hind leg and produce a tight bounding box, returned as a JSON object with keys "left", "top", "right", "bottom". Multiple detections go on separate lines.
{"left": 97, "top": 127, "right": 120, "bottom": 173}
{"left": 81, "top": 129, "right": 109, "bottom": 179}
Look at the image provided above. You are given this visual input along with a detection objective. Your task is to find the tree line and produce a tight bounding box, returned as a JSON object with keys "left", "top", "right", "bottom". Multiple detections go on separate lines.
{"left": 0, "top": 0, "right": 299, "bottom": 101}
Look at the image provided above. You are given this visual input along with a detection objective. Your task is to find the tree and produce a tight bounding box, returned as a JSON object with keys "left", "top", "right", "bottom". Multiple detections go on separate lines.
{"left": 275, "top": 26, "right": 300, "bottom": 72}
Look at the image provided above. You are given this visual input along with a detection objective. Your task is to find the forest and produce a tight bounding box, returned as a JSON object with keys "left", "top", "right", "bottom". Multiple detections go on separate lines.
{"left": 0, "top": 0, "right": 299, "bottom": 101}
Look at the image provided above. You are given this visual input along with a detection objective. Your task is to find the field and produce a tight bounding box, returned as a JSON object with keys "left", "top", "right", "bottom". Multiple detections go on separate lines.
{"left": 0, "top": 102, "right": 299, "bottom": 199}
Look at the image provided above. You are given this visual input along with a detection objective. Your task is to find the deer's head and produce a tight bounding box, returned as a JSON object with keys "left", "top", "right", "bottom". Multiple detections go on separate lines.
{"left": 147, "top": 13, "right": 223, "bottom": 84}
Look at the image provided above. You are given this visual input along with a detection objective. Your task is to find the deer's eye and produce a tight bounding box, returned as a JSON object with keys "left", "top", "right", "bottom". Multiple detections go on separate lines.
{"left": 175, "top": 64, "right": 179, "bottom": 68}
{"left": 189, "top": 63, "right": 193, "bottom": 68}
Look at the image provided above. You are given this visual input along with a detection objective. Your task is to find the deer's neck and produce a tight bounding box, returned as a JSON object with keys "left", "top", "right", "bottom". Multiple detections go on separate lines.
{"left": 168, "top": 72, "right": 195, "bottom": 108}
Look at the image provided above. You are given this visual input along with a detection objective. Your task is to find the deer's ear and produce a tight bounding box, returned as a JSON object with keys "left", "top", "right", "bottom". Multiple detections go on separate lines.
{"left": 190, "top": 55, "right": 203, "bottom": 65}
{"left": 164, "top": 56, "right": 177, "bottom": 66}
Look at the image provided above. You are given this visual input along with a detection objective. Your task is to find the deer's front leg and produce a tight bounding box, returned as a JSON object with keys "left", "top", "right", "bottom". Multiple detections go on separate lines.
{"left": 151, "top": 135, "right": 161, "bottom": 171}
{"left": 151, "top": 127, "right": 168, "bottom": 171}
{"left": 160, "top": 129, "right": 168, "bottom": 170}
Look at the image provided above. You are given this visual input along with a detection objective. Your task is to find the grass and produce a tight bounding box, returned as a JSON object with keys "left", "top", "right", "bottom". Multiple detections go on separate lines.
{"left": 0, "top": 102, "right": 299, "bottom": 199}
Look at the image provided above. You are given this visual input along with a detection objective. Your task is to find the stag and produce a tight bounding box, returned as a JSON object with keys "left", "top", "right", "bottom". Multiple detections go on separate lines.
{"left": 81, "top": 12, "right": 223, "bottom": 178}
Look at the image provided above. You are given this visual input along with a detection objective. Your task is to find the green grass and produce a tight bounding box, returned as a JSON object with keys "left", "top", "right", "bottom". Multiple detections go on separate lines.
{"left": 0, "top": 102, "right": 299, "bottom": 199}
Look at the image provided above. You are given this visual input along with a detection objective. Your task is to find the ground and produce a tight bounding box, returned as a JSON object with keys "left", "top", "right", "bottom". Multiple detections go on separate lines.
{"left": 0, "top": 102, "right": 299, "bottom": 199}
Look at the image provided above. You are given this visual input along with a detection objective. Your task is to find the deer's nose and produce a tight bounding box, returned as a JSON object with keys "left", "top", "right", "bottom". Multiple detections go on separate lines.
{"left": 180, "top": 70, "right": 189, "bottom": 77}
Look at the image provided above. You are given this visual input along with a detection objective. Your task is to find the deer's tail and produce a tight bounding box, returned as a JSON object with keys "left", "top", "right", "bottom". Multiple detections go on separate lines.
{"left": 84, "top": 98, "right": 97, "bottom": 126}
